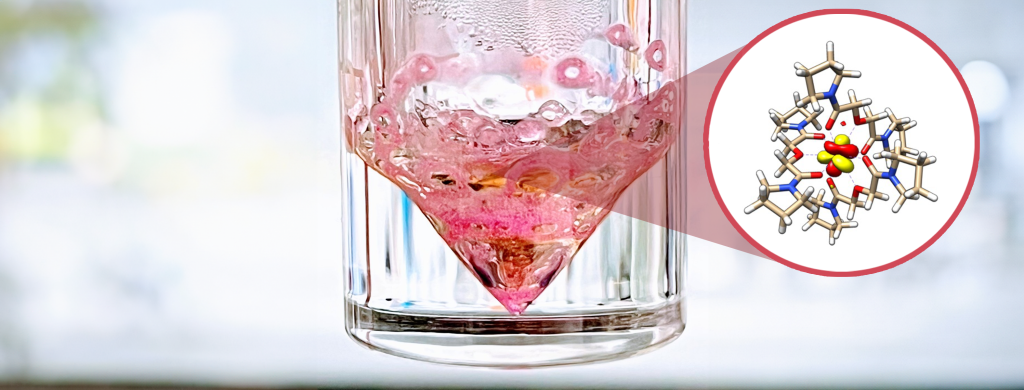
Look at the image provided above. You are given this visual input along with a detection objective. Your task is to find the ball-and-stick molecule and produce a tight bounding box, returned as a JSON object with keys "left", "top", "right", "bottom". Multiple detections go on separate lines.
{"left": 743, "top": 42, "right": 940, "bottom": 245}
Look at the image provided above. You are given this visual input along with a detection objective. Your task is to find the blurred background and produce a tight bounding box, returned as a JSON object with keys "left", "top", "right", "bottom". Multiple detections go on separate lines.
{"left": 0, "top": 0, "right": 1021, "bottom": 388}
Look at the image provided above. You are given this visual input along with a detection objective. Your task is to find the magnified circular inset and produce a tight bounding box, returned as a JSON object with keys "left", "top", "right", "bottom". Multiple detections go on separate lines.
{"left": 705, "top": 10, "right": 979, "bottom": 276}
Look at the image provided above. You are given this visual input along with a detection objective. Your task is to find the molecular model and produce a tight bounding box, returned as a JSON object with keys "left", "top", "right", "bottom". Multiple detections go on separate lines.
{"left": 744, "top": 42, "right": 939, "bottom": 245}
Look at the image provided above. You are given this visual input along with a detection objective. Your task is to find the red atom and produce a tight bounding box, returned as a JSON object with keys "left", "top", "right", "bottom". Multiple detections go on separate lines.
{"left": 841, "top": 121, "right": 847, "bottom": 126}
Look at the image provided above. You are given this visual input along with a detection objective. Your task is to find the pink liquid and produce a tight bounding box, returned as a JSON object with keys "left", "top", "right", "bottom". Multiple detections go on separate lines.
{"left": 348, "top": 34, "right": 677, "bottom": 315}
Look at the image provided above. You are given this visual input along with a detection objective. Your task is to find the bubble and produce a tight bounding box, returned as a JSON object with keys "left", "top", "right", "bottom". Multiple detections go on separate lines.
{"left": 391, "top": 148, "right": 414, "bottom": 167}
{"left": 467, "top": 175, "right": 507, "bottom": 191}
{"left": 553, "top": 57, "right": 596, "bottom": 89}
{"left": 387, "top": 73, "right": 415, "bottom": 100}
{"left": 370, "top": 103, "right": 398, "bottom": 130}
{"left": 358, "top": 129, "right": 375, "bottom": 151}
{"left": 474, "top": 124, "right": 505, "bottom": 148}
{"left": 532, "top": 224, "right": 558, "bottom": 235}
{"left": 570, "top": 173, "right": 603, "bottom": 189}
{"left": 604, "top": 23, "right": 638, "bottom": 51}
{"left": 579, "top": 110, "right": 600, "bottom": 125}
{"left": 513, "top": 119, "right": 547, "bottom": 144}
{"left": 404, "top": 54, "right": 439, "bottom": 84}
{"left": 431, "top": 173, "right": 457, "bottom": 186}
{"left": 516, "top": 168, "right": 561, "bottom": 193}
{"left": 645, "top": 40, "right": 667, "bottom": 72}
{"left": 536, "top": 100, "right": 570, "bottom": 126}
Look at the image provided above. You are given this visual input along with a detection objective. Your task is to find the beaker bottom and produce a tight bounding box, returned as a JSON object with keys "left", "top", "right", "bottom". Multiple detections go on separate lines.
{"left": 344, "top": 298, "right": 685, "bottom": 368}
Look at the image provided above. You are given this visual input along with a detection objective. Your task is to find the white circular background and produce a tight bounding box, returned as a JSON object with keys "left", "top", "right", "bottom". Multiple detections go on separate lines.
{"left": 708, "top": 13, "right": 976, "bottom": 273}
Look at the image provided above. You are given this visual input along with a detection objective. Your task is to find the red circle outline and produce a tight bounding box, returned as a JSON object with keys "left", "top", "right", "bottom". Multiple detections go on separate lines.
{"left": 703, "top": 9, "right": 981, "bottom": 277}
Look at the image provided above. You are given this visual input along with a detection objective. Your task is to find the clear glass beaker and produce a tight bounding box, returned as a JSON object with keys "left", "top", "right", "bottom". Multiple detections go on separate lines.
{"left": 339, "top": 0, "right": 686, "bottom": 367}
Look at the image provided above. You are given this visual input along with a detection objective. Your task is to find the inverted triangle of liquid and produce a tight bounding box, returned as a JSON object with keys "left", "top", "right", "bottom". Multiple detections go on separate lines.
{"left": 350, "top": 42, "right": 680, "bottom": 314}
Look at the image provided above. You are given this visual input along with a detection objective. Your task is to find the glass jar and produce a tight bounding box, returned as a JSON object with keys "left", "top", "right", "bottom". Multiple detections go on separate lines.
{"left": 339, "top": 0, "right": 686, "bottom": 367}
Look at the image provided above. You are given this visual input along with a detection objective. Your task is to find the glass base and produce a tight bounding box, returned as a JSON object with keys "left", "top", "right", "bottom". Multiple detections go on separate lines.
{"left": 345, "top": 299, "right": 685, "bottom": 368}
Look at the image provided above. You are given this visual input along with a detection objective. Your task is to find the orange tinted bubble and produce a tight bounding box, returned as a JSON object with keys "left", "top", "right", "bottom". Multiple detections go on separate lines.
{"left": 526, "top": 84, "right": 548, "bottom": 100}
{"left": 522, "top": 56, "right": 547, "bottom": 73}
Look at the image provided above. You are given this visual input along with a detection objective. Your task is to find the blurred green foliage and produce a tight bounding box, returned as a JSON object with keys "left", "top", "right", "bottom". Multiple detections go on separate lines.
{"left": 0, "top": 0, "right": 102, "bottom": 164}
